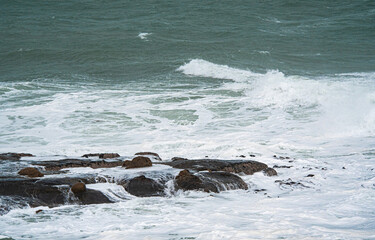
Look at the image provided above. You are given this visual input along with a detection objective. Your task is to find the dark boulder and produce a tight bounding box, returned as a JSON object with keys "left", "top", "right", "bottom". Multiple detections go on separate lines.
{"left": 161, "top": 159, "right": 268, "bottom": 175}
{"left": 71, "top": 182, "right": 86, "bottom": 194}
{"left": 122, "top": 156, "right": 152, "bottom": 169}
{"left": 135, "top": 152, "right": 162, "bottom": 161}
{"left": 263, "top": 168, "right": 278, "bottom": 176}
{"left": 123, "top": 175, "right": 164, "bottom": 197}
{"left": 18, "top": 167, "right": 44, "bottom": 178}
{"left": 175, "top": 170, "right": 204, "bottom": 191}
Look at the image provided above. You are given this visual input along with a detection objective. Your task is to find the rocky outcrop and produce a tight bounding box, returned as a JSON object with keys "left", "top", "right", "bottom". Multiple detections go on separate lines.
{"left": 135, "top": 152, "right": 162, "bottom": 161}
{"left": 0, "top": 153, "right": 34, "bottom": 161}
{"left": 82, "top": 153, "right": 120, "bottom": 159}
{"left": 175, "top": 170, "right": 204, "bottom": 191}
{"left": 123, "top": 175, "right": 164, "bottom": 197}
{"left": 18, "top": 167, "right": 44, "bottom": 178}
{"left": 0, "top": 177, "right": 112, "bottom": 208}
{"left": 34, "top": 159, "right": 123, "bottom": 171}
{"left": 161, "top": 159, "right": 269, "bottom": 175}
{"left": 122, "top": 156, "right": 152, "bottom": 169}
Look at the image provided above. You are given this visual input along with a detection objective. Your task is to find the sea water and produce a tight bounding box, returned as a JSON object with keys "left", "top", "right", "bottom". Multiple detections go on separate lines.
{"left": 0, "top": 0, "right": 374, "bottom": 239}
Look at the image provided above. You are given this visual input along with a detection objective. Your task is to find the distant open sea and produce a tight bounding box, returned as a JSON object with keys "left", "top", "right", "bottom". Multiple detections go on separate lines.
{"left": 1, "top": 1, "right": 374, "bottom": 239}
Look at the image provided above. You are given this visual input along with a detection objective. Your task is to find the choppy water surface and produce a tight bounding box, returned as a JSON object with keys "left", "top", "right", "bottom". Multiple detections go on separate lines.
{"left": 1, "top": 0, "right": 374, "bottom": 239}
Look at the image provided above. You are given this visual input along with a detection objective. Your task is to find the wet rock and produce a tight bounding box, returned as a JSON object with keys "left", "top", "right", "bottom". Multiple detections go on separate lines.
{"left": 237, "top": 155, "right": 246, "bottom": 158}
{"left": 0, "top": 153, "right": 34, "bottom": 161}
{"left": 275, "top": 178, "right": 309, "bottom": 189}
{"left": 273, "top": 165, "right": 292, "bottom": 169}
{"left": 135, "top": 152, "right": 162, "bottom": 161}
{"left": 263, "top": 168, "right": 278, "bottom": 176}
{"left": 198, "top": 171, "right": 248, "bottom": 192}
{"left": 71, "top": 182, "right": 86, "bottom": 194}
{"left": 18, "top": 167, "right": 44, "bottom": 178}
{"left": 0, "top": 177, "right": 112, "bottom": 207}
{"left": 306, "top": 174, "right": 315, "bottom": 177}
{"left": 122, "top": 156, "right": 152, "bottom": 169}
{"left": 123, "top": 175, "right": 164, "bottom": 197}
{"left": 81, "top": 153, "right": 120, "bottom": 159}
{"left": 171, "top": 157, "right": 188, "bottom": 161}
{"left": 249, "top": 154, "right": 256, "bottom": 158}
{"left": 175, "top": 170, "right": 204, "bottom": 191}
{"left": 161, "top": 159, "right": 268, "bottom": 175}
{"left": 34, "top": 159, "right": 123, "bottom": 171}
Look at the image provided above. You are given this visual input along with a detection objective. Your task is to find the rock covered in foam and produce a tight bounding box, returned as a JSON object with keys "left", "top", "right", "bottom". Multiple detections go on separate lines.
{"left": 122, "top": 156, "right": 152, "bottom": 169}
{"left": 135, "top": 152, "right": 162, "bottom": 161}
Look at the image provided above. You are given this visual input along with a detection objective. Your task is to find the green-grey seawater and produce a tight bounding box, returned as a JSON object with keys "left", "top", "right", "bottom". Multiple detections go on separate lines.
{"left": 0, "top": 1, "right": 375, "bottom": 239}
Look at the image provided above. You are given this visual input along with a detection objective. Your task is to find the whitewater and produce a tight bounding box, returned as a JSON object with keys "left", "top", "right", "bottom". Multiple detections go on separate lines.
{"left": 1, "top": 59, "right": 374, "bottom": 239}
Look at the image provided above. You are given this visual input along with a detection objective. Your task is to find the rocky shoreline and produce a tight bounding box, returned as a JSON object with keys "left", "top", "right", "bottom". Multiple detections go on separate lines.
{"left": 0, "top": 152, "right": 278, "bottom": 214}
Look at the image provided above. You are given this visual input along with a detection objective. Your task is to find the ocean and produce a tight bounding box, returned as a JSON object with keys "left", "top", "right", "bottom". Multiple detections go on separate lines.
{"left": 0, "top": 0, "right": 374, "bottom": 239}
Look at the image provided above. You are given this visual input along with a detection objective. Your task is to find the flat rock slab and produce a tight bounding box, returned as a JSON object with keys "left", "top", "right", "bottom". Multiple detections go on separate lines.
{"left": 33, "top": 159, "right": 123, "bottom": 171}
{"left": 161, "top": 159, "right": 269, "bottom": 175}
{"left": 0, "top": 177, "right": 112, "bottom": 208}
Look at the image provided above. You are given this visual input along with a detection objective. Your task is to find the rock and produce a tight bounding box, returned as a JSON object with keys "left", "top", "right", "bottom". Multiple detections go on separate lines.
{"left": 263, "top": 168, "right": 278, "bottom": 176}
{"left": 198, "top": 171, "right": 248, "bottom": 192}
{"left": 273, "top": 165, "right": 292, "bottom": 169}
{"left": 135, "top": 152, "right": 161, "bottom": 161}
{"left": 171, "top": 157, "right": 188, "bottom": 161}
{"left": 124, "top": 175, "right": 164, "bottom": 197}
{"left": 71, "top": 182, "right": 86, "bottom": 194}
{"left": 161, "top": 159, "right": 268, "bottom": 175}
{"left": 175, "top": 170, "right": 204, "bottom": 191}
{"left": 0, "top": 177, "right": 112, "bottom": 208}
{"left": 122, "top": 156, "right": 152, "bottom": 169}
{"left": 33, "top": 158, "right": 123, "bottom": 171}
{"left": 0, "top": 153, "right": 34, "bottom": 161}
{"left": 306, "top": 174, "right": 314, "bottom": 177}
{"left": 81, "top": 153, "right": 120, "bottom": 159}
{"left": 249, "top": 154, "right": 256, "bottom": 157}
{"left": 18, "top": 167, "right": 44, "bottom": 178}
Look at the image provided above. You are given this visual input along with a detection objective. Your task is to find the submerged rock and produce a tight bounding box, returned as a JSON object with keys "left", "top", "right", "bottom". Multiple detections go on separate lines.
{"left": 0, "top": 152, "right": 34, "bottom": 161}
{"left": 263, "top": 168, "right": 278, "bottom": 176}
{"left": 174, "top": 170, "right": 248, "bottom": 193}
{"left": 18, "top": 167, "right": 44, "bottom": 178}
{"left": 123, "top": 175, "right": 164, "bottom": 197}
{"left": 82, "top": 153, "right": 120, "bottom": 159}
{"left": 198, "top": 171, "right": 248, "bottom": 192}
{"left": 162, "top": 159, "right": 268, "bottom": 175}
{"left": 122, "top": 156, "right": 152, "bottom": 169}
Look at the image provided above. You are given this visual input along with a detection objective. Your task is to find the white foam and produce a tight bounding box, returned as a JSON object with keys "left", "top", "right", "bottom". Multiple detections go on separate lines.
{"left": 138, "top": 32, "right": 151, "bottom": 40}
{"left": 177, "top": 59, "right": 261, "bottom": 81}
